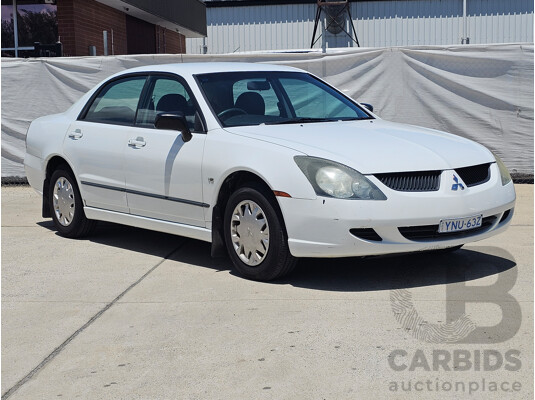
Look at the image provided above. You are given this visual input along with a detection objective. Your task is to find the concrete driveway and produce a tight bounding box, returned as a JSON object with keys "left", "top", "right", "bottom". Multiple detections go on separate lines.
{"left": 2, "top": 185, "right": 533, "bottom": 399}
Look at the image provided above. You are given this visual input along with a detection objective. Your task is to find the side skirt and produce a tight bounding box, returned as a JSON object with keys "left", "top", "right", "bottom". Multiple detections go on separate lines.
{"left": 84, "top": 207, "right": 212, "bottom": 243}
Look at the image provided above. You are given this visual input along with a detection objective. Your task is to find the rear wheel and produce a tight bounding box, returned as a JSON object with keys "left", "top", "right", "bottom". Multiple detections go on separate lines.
{"left": 49, "top": 167, "right": 95, "bottom": 238}
{"left": 224, "top": 185, "right": 296, "bottom": 281}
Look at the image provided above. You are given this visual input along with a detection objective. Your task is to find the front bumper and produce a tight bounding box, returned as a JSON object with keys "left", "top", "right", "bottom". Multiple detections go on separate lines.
{"left": 279, "top": 164, "right": 516, "bottom": 257}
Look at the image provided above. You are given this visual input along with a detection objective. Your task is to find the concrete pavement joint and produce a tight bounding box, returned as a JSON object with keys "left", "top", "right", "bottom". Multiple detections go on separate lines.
{"left": 8, "top": 299, "right": 531, "bottom": 304}
{"left": 1, "top": 226, "right": 56, "bottom": 228}
{"left": 112, "top": 298, "right": 533, "bottom": 304}
{"left": 1, "top": 241, "right": 187, "bottom": 400}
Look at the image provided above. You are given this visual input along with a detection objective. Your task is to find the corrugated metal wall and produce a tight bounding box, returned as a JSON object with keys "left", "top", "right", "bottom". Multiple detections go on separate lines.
{"left": 192, "top": 3, "right": 319, "bottom": 54}
{"left": 467, "top": 0, "right": 534, "bottom": 44}
{"left": 187, "top": 0, "right": 533, "bottom": 54}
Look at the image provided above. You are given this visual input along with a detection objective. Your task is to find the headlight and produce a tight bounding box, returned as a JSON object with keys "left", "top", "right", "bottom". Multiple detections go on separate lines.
{"left": 294, "top": 156, "right": 387, "bottom": 200}
{"left": 493, "top": 152, "right": 512, "bottom": 186}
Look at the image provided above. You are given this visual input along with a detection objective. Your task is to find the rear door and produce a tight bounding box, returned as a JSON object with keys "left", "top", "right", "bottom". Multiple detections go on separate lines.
{"left": 123, "top": 74, "right": 207, "bottom": 226}
{"left": 64, "top": 75, "right": 147, "bottom": 213}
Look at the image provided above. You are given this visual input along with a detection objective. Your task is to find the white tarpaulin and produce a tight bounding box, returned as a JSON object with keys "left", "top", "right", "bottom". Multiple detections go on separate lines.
{"left": 1, "top": 43, "right": 533, "bottom": 177}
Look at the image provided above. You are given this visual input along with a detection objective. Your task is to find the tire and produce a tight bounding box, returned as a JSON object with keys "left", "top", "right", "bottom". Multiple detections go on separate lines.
{"left": 223, "top": 184, "right": 296, "bottom": 281}
{"left": 49, "top": 167, "right": 95, "bottom": 238}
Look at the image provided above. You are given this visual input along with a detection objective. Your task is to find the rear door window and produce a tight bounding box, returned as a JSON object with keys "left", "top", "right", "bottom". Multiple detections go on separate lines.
{"left": 83, "top": 76, "right": 147, "bottom": 125}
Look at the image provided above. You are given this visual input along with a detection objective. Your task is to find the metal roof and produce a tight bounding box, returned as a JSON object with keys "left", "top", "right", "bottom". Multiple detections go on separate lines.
{"left": 96, "top": 0, "right": 207, "bottom": 37}
{"left": 204, "top": 0, "right": 404, "bottom": 6}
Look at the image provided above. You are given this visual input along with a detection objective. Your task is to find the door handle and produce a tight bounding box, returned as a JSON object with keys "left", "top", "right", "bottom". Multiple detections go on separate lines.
{"left": 68, "top": 129, "right": 83, "bottom": 140}
{"left": 128, "top": 137, "right": 146, "bottom": 148}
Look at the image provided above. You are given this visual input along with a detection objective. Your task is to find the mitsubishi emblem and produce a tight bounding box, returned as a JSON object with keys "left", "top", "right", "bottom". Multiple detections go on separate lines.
{"left": 451, "top": 175, "right": 465, "bottom": 191}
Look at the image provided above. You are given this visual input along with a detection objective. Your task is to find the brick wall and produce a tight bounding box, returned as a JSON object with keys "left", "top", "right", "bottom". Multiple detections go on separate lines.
{"left": 57, "top": 0, "right": 75, "bottom": 56}
{"left": 155, "top": 26, "right": 186, "bottom": 54}
{"left": 58, "top": 0, "right": 127, "bottom": 56}
{"left": 58, "top": 0, "right": 186, "bottom": 56}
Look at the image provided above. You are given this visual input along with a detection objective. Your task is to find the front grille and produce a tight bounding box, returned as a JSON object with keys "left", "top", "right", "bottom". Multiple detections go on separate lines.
{"left": 374, "top": 171, "right": 441, "bottom": 192}
{"left": 350, "top": 228, "right": 382, "bottom": 242}
{"left": 455, "top": 163, "right": 491, "bottom": 187}
{"left": 399, "top": 216, "right": 497, "bottom": 241}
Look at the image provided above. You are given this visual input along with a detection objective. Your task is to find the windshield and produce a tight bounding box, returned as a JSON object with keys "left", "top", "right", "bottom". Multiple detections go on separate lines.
{"left": 195, "top": 71, "right": 372, "bottom": 127}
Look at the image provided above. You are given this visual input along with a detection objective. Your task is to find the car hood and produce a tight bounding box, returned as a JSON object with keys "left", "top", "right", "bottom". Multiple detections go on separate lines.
{"left": 223, "top": 119, "right": 495, "bottom": 174}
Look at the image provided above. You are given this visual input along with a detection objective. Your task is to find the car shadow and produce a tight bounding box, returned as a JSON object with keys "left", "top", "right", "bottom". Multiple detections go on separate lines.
{"left": 37, "top": 220, "right": 190, "bottom": 260}
{"left": 178, "top": 239, "right": 516, "bottom": 292}
{"left": 282, "top": 247, "right": 516, "bottom": 292}
{"left": 37, "top": 221, "right": 517, "bottom": 292}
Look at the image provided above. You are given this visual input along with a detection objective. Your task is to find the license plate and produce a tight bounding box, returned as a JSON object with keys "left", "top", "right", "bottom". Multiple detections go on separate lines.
{"left": 439, "top": 215, "right": 483, "bottom": 233}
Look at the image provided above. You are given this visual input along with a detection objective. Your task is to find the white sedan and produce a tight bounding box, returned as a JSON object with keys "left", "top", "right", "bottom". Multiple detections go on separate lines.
{"left": 24, "top": 62, "right": 516, "bottom": 281}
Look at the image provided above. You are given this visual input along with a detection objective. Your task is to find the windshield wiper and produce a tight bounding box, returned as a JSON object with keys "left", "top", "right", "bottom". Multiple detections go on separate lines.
{"left": 265, "top": 117, "right": 335, "bottom": 125}
{"left": 265, "top": 116, "right": 373, "bottom": 125}
{"left": 339, "top": 116, "right": 374, "bottom": 121}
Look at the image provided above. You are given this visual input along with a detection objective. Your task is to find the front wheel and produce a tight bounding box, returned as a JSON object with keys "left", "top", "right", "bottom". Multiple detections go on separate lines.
{"left": 224, "top": 185, "right": 296, "bottom": 281}
{"left": 49, "top": 167, "right": 95, "bottom": 238}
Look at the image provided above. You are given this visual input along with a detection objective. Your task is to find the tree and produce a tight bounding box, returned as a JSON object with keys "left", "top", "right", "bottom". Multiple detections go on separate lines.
{"left": 1, "top": 18, "right": 15, "bottom": 48}
{"left": 1, "top": 8, "right": 57, "bottom": 50}
{"left": 17, "top": 8, "right": 58, "bottom": 46}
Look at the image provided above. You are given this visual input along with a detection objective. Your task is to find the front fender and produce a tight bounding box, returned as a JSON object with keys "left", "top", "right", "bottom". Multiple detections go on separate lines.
{"left": 202, "top": 128, "right": 317, "bottom": 218}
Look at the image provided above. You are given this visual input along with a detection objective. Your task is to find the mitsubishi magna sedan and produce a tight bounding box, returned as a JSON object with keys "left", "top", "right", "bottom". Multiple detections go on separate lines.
{"left": 24, "top": 63, "right": 516, "bottom": 281}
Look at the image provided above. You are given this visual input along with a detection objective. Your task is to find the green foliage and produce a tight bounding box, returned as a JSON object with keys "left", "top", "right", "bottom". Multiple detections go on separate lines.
{"left": 1, "top": 19, "right": 15, "bottom": 48}
{"left": 1, "top": 8, "right": 57, "bottom": 49}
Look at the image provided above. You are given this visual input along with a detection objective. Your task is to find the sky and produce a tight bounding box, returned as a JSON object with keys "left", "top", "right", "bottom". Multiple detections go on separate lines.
{"left": 1, "top": 4, "right": 56, "bottom": 22}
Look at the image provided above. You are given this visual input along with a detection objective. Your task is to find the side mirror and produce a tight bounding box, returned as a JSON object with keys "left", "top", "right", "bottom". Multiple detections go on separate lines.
{"left": 155, "top": 112, "right": 192, "bottom": 142}
{"left": 361, "top": 103, "right": 374, "bottom": 112}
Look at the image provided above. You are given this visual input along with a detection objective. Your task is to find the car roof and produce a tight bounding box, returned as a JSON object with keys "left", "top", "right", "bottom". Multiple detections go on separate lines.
{"left": 120, "top": 62, "right": 303, "bottom": 76}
